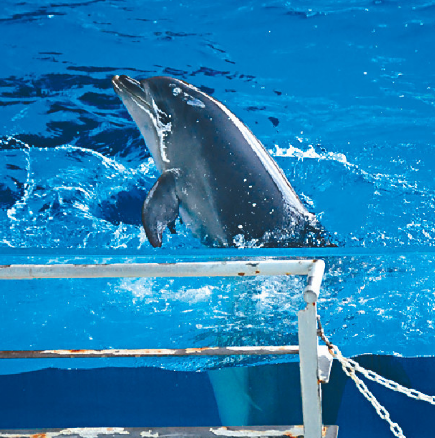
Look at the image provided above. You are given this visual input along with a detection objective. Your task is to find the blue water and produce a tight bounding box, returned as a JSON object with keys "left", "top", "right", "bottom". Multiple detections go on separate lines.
{"left": 1, "top": 0, "right": 435, "bottom": 377}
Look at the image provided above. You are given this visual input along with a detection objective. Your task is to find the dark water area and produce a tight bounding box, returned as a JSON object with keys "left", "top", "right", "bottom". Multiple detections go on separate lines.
{"left": 1, "top": 355, "right": 434, "bottom": 438}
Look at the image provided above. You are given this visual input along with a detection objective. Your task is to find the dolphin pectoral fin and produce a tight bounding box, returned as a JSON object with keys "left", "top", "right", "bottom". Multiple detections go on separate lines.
{"left": 142, "top": 170, "right": 180, "bottom": 247}
{"left": 167, "top": 220, "right": 177, "bottom": 234}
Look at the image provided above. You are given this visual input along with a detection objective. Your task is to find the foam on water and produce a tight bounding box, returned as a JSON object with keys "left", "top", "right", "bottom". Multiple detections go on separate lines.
{"left": 3, "top": 136, "right": 435, "bottom": 251}
{"left": 1, "top": 137, "right": 192, "bottom": 250}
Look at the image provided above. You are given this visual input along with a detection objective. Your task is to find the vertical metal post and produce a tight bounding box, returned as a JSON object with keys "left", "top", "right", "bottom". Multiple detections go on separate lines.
{"left": 298, "top": 260, "right": 325, "bottom": 438}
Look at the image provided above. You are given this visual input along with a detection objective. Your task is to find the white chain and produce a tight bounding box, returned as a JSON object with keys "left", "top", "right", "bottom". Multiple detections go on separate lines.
{"left": 317, "top": 317, "right": 435, "bottom": 438}
{"left": 328, "top": 343, "right": 406, "bottom": 438}
{"left": 345, "top": 355, "right": 435, "bottom": 405}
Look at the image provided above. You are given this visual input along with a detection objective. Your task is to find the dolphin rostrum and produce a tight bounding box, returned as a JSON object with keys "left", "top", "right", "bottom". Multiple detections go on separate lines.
{"left": 112, "top": 75, "right": 333, "bottom": 248}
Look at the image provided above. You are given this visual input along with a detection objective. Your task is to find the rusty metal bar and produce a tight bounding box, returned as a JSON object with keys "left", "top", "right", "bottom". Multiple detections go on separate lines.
{"left": 303, "top": 259, "right": 325, "bottom": 304}
{"left": 0, "top": 425, "right": 339, "bottom": 438}
{"left": 0, "top": 345, "right": 300, "bottom": 359}
{"left": 0, "top": 258, "right": 332, "bottom": 437}
{"left": 0, "top": 259, "right": 315, "bottom": 280}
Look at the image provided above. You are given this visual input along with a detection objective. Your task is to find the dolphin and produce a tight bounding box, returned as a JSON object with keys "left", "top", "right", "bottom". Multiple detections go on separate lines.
{"left": 112, "top": 75, "right": 332, "bottom": 248}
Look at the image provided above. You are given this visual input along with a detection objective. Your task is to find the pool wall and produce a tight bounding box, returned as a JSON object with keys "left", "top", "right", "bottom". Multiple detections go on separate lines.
{"left": 0, "top": 355, "right": 433, "bottom": 437}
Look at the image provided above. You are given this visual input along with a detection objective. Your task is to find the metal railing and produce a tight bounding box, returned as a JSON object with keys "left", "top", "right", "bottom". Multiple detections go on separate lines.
{"left": 0, "top": 258, "right": 333, "bottom": 438}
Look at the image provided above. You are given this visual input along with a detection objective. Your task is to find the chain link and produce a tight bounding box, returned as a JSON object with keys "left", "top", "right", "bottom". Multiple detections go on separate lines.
{"left": 316, "top": 316, "right": 435, "bottom": 438}
{"left": 347, "top": 357, "right": 435, "bottom": 404}
{"left": 325, "top": 341, "right": 406, "bottom": 438}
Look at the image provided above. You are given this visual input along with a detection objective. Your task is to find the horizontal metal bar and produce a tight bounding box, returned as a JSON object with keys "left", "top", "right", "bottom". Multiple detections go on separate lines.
{"left": 0, "top": 345, "right": 300, "bottom": 359}
{"left": 0, "top": 260, "right": 315, "bottom": 280}
{"left": 0, "top": 426, "right": 339, "bottom": 438}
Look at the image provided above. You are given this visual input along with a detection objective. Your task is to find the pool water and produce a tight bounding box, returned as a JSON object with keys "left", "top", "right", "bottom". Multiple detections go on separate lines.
{"left": 0, "top": 0, "right": 435, "bottom": 434}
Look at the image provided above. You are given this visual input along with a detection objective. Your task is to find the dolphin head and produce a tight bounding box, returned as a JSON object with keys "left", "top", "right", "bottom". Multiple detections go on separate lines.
{"left": 113, "top": 75, "right": 212, "bottom": 170}
{"left": 112, "top": 75, "right": 177, "bottom": 171}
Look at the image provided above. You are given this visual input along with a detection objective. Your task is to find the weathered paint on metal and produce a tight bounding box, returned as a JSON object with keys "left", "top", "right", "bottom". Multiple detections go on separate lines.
{"left": 0, "top": 345, "right": 300, "bottom": 359}
{"left": 298, "top": 302, "right": 322, "bottom": 438}
{"left": 0, "top": 426, "right": 339, "bottom": 438}
{"left": 303, "top": 260, "right": 325, "bottom": 304}
{"left": 0, "top": 260, "right": 315, "bottom": 280}
{"left": 139, "top": 432, "right": 158, "bottom": 438}
{"left": 0, "top": 428, "right": 130, "bottom": 438}
{"left": 0, "top": 258, "right": 335, "bottom": 437}
{"left": 317, "top": 346, "right": 334, "bottom": 384}
{"left": 210, "top": 426, "right": 304, "bottom": 437}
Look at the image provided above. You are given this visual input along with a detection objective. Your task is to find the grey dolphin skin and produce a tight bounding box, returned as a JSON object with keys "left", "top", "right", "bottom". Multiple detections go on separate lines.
{"left": 112, "top": 75, "right": 333, "bottom": 248}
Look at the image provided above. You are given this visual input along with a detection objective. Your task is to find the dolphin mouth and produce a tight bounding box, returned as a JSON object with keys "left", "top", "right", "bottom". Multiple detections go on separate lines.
{"left": 112, "top": 74, "right": 141, "bottom": 94}
{"left": 112, "top": 75, "right": 152, "bottom": 110}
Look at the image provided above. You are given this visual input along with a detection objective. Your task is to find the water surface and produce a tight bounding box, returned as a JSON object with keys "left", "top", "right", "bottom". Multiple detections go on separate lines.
{"left": 1, "top": 0, "right": 435, "bottom": 374}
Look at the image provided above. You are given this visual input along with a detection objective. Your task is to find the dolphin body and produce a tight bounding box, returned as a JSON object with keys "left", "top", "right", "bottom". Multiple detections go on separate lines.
{"left": 112, "top": 75, "right": 332, "bottom": 248}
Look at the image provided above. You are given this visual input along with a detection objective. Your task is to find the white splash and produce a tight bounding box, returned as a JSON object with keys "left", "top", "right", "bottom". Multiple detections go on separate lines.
{"left": 129, "top": 95, "right": 172, "bottom": 164}
{"left": 152, "top": 99, "right": 172, "bottom": 163}
{"left": 273, "top": 143, "right": 348, "bottom": 164}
